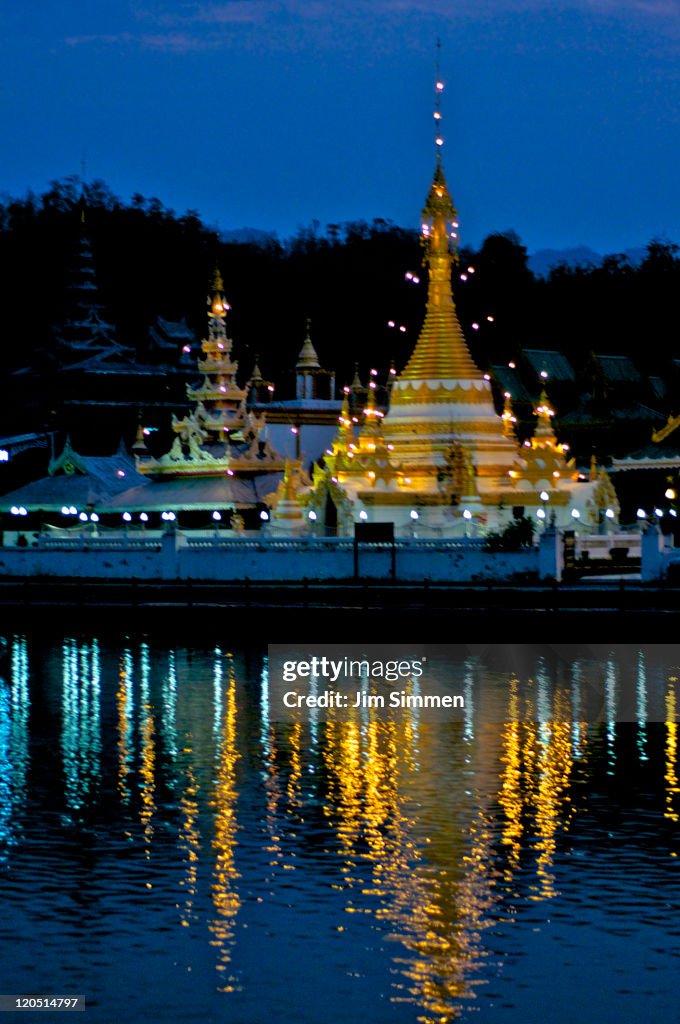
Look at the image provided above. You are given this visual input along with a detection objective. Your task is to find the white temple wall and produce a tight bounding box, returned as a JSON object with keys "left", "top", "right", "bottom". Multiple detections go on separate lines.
{"left": 0, "top": 534, "right": 546, "bottom": 581}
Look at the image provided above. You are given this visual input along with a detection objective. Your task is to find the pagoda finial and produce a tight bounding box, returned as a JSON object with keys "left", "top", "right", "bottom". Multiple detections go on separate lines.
{"left": 434, "top": 38, "right": 444, "bottom": 163}
{"left": 396, "top": 54, "right": 481, "bottom": 384}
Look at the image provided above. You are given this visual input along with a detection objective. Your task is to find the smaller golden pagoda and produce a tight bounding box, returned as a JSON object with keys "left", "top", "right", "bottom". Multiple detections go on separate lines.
{"left": 508, "top": 389, "right": 579, "bottom": 508}
{"left": 137, "top": 270, "right": 288, "bottom": 480}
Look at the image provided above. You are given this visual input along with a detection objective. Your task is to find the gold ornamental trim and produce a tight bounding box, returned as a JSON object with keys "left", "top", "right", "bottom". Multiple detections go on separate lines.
{"left": 390, "top": 381, "right": 492, "bottom": 405}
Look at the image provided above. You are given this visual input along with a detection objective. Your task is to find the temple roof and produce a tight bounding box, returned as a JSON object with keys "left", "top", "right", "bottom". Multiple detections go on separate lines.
{"left": 595, "top": 354, "right": 641, "bottom": 384}
{"left": 491, "top": 366, "right": 533, "bottom": 402}
{"left": 0, "top": 447, "right": 144, "bottom": 511}
{"left": 102, "top": 473, "right": 281, "bottom": 510}
{"left": 522, "top": 349, "right": 575, "bottom": 382}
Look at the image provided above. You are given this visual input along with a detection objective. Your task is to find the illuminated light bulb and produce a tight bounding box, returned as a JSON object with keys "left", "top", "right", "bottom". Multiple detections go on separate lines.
{"left": 460, "top": 274, "right": 468, "bottom": 281}
{"left": 433, "top": 111, "right": 441, "bottom": 120}
{"left": 123, "top": 512, "right": 132, "bottom": 522}
{"left": 389, "top": 367, "right": 396, "bottom": 375}
{"left": 387, "top": 320, "right": 395, "bottom": 328}
{"left": 508, "top": 361, "right": 516, "bottom": 368}
{"left": 218, "top": 342, "right": 224, "bottom": 350}
{"left": 504, "top": 391, "right": 511, "bottom": 399}
{"left": 387, "top": 444, "right": 394, "bottom": 450}
{"left": 540, "top": 491, "right": 549, "bottom": 502}
{"left": 161, "top": 512, "right": 168, "bottom": 521}
{"left": 436, "top": 137, "right": 444, "bottom": 147}
{"left": 452, "top": 221, "right": 459, "bottom": 229}
{"left": 344, "top": 386, "right": 350, "bottom": 393}
{"left": 212, "top": 511, "right": 221, "bottom": 521}
{"left": 78, "top": 512, "right": 88, "bottom": 522}
{"left": 308, "top": 510, "right": 317, "bottom": 521}
{"left": 182, "top": 344, "right": 191, "bottom": 353}
{"left": 671, "top": 509, "right": 678, "bottom": 518}
{"left": 227, "top": 469, "right": 234, "bottom": 476}
{"left": 143, "top": 428, "right": 151, "bottom": 436}
{"left": 399, "top": 325, "right": 406, "bottom": 333}
{"left": 436, "top": 80, "right": 444, "bottom": 91}
{"left": 524, "top": 440, "right": 531, "bottom": 448}
{"left": 140, "top": 513, "right": 149, "bottom": 522}
{"left": 331, "top": 476, "right": 338, "bottom": 483}
{"left": 665, "top": 487, "right": 676, "bottom": 500}
{"left": 359, "top": 510, "right": 368, "bottom": 520}
{"left": 61, "top": 506, "right": 70, "bottom": 515}
{"left": 553, "top": 471, "right": 560, "bottom": 478}
{"left": 571, "top": 509, "right": 581, "bottom": 519}
{"left": 219, "top": 386, "right": 226, "bottom": 393}
{"left": 370, "top": 368, "right": 378, "bottom": 376}
{"left": 168, "top": 513, "right": 176, "bottom": 521}
{"left": 405, "top": 272, "right": 413, "bottom": 280}
{"left": 603, "top": 508, "right": 615, "bottom": 520}
{"left": 368, "top": 471, "right": 376, "bottom": 480}
{"left": 69, "top": 506, "right": 76, "bottom": 515}
{"left": 117, "top": 469, "right": 125, "bottom": 478}
{"left": 369, "top": 381, "right": 376, "bottom": 390}
{"left": 291, "top": 427, "right": 298, "bottom": 434}
{"left": 562, "top": 444, "right": 570, "bottom": 451}
{"left": 637, "top": 508, "right": 647, "bottom": 518}
{"left": 260, "top": 510, "right": 269, "bottom": 521}
{"left": 467, "top": 267, "right": 475, "bottom": 274}
{"left": 655, "top": 508, "right": 664, "bottom": 517}
{"left": 536, "top": 508, "right": 546, "bottom": 520}
{"left": 10, "top": 506, "right": 19, "bottom": 515}
{"left": 483, "top": 372, "right": 490, "bottom": 380}
{"left": 487, "top": 315, "right": 495, "bottom": 322}
{"left": 540, "top": 370, "right": 548, "bottom": 379}
{"left": 462, "top": 509, "right": 472, "bottom": 520}
{"left": 412, "top": 276, "right": 420, "bottom": 284}
{"left": 326, "top": 449, "right": 333, "bottom": 456}
{"left": 410, "top": 509, "right": 419, "bottom": 520}
{"left": 267, "top": 385, "right": 274, "bottom": 392}
{"left": 90, "top": 513, "right": 99, "bottom": 522}
{"left": 473, "top": 324, "right": 480, "bottom": 331}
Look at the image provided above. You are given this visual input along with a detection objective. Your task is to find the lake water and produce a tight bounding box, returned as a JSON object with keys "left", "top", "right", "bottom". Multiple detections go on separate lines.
{"left": 0, "top": 636, "right": 678, "bottom": 1023}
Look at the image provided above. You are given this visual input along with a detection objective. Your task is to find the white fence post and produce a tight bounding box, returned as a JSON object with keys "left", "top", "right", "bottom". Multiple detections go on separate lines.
{"left": 641, "top": 522, "right": 665, "bottom": 581}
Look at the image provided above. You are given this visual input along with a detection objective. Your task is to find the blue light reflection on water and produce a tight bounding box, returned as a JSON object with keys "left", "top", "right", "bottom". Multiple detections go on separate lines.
{"left": 0, "top": 636, "right": 678, "bottom": 1024}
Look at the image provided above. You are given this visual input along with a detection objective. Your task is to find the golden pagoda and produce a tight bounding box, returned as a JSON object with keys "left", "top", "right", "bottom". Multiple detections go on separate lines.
{"left": 300, "top": 73, "right": 599, "bottom": 535}
{"left": 381, "top": 149, "right": 518, "bottom": 509}
{"left": 508, "top": 389, "right": 579, "bottom": 508}
{"left": 136, "top": 270, "right": 288, "bottom": 480}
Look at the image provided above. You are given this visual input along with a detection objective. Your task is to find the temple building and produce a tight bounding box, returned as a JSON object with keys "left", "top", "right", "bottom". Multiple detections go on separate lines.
{"left": 102, "top": 271, "right": 291, "bottom": 528}
{"left": 247, "top": 320, "right": 342, "bottom": 470}
{"left": 10, "top": 215, "right": 198, "bottom": 452}
{"left": 295, "top": 128, "right": 599, "bottom": 536}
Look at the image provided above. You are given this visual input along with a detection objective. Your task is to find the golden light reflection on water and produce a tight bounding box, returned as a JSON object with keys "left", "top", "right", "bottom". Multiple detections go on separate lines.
{"left": 117, "top": 650, "right": 133, "bottom": 804}
{"left": 208, "top": 653, "right": 241, "bottom": 992}
{"left": 5, "top": 641, "right": 680, "bottom": 1020}
{"left": 665, "top": 681, "right": 679, "bottom": 823}
{"left": 177, "top": 759, "right": 200, "bottom": 930}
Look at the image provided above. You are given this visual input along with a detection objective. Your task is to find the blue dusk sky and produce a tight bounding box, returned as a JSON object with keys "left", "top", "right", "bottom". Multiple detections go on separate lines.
{"left": 2, "top": 1, "right": 680, "bottom": 253}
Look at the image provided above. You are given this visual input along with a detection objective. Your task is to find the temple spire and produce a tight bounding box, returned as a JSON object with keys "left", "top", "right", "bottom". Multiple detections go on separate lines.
{"left": 296, "top": 318, "right": 321, "bottom": 370}
{"left": 399, "top": 67, "right": 481, "bottom": 382}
